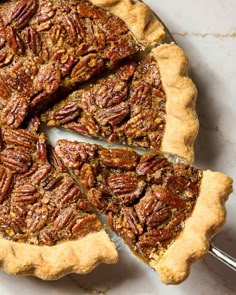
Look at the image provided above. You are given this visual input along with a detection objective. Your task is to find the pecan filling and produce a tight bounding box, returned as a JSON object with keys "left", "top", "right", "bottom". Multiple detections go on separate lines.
{"left": 55, "top": 140, "right": 202, "bottom": 261}
{"left": 0, "top": 0, "right": 141, "bottom": 128}
{"left": 0, "top": 126, "right": 101, "bottom": 246}
{"left": 42, "top": 56, "right": 166, "bottom": 149}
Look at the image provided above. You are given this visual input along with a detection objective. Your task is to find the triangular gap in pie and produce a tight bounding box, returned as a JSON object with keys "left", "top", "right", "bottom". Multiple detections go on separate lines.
{"left": 0, "top": 0, "right": 163, "bottom": 129}
{"left": 55, "top": 140, "right": 233, "bottom": 284}
{"left": 42, "top": 43, "right": 198, "bottom": 163}
{"left": 0, "top": 121, "right": 118, "bottom": 279}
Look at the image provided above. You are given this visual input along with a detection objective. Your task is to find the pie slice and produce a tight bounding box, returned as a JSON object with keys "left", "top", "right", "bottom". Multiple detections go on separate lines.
{"left": 0, "top": 124, "right": 117, "bottom": 279}
{"left": 0, "top": 0, "right": 163, "bottom": 128}
{"left": 42, "top": 43, "right": 198, "bottom": 163}
{"left": 55, "top": 139, "right": 233, "bottom": 284}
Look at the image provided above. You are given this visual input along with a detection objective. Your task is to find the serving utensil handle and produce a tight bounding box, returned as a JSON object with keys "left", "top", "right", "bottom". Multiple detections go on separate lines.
{"left": 209, "top": 243, "right": 236, "bottom": 271}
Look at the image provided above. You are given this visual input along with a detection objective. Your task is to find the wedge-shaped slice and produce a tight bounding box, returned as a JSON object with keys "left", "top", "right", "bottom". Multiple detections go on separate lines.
{"left": 42, "top": 43, "right": 198, "bottom": 163}
{"left": 0, "top": 125, "right": 117, "bottom": 279}
{"left": 55, "top": 140, "right": 233, "bottom": 284}
{"left": 0, "top": 0, "right": 163, "bottom": 128}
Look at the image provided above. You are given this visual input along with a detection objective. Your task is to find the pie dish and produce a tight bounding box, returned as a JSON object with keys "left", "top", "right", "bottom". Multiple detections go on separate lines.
{"left": 0, "top": 124, "right": 117, "bottom": 279}
{"left": 0, "top": 0, "right": 233, "bottom": 286}
{"left": 55, "top": 140, "right": 233, "bottom": 284}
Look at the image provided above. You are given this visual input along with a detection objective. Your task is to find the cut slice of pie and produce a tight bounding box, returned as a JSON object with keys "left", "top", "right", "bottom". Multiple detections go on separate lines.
{"left": 0, "top": 0, "right": 163, "bottom": 128}
{"left": 42, "top": 43, "right": 198, "bottom": 163}
{"left": 0, "top": 125, "right": 118, "bottom": 279}
{"left": 55, "top": 139, "right": 233, "bottom": 284}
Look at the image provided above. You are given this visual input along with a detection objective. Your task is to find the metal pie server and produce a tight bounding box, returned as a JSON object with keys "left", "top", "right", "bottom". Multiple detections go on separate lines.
{"left": 143, "top": 1, "right": 236, "bottom": 272}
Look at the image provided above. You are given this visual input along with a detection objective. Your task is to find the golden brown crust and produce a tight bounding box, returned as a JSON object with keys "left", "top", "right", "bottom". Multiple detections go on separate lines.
{"left": 0, "top": 230, "right": 118, "bottom": 279}
{"left": 89, "top": 0, "right": 165, "bottom": 46}
{"left": 150, "top": 170, "right": 233, "bottom": 284}
{"left": 152, "top": 43, "right": 199, "bottom": 163}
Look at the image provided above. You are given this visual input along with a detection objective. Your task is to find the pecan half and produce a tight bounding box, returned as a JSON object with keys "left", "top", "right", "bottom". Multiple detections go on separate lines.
{"left": 85, "top": 19, "right": 105, "bottom": 52}
{"left": 95, "top": 102, "right": 129, "bottom": 126}
{"left": 99, "top": 148, "right": 139, "bottom": 170}
{"left": 166, "top": 212, "right": 186, "bottom": 231}
{"left": 35, "top": 1, "right": 56, "bottom": 25}
{"left": 137, "top": 230, "right": 172, "bottom": 249}
{"left": 40, "top": 231, "right": 55, "bottom": 246}
{"left": 2, "top": 127, "right": 37, "bottom": 149}
{"left": 11, "top": 0, "right": 37, "bottom": 30}
{"left": 0, "top": 74, "right": 11, "bottom": 99}
{"left": 120, "top": 207, "right": 143, "bottom": 237}
{"left": 12, "top": 185, "right": 38, "bottom": 203}
{"left": 30, "top": 164, "right": 51, "bottom": 185}
{"left": 54, "top": 207, "right": 75, "bottom": 230}
{"left": 0, "top": 148, "right": 32, "bottom": 173}
{"left": 105, "top": 34, "right": 140, "bottom": 64}
{"left": 95, "top": 80, "right": 128, "bottom": 109}
{"left": 36, "top": 135, "right": 48, "bottom": 162}
{"left": 152, "top": 186, "right": 186, "bottom": 209}
{"left": 41, "top": 173, "right": 63, "bottom": 191}
{"left": 77, "top": 2, "right": 108, "bottom": 19}
{"left": 108, "top": 174, "right": 146, "bottom": 205}
{"left": 99, "top": 16, "right": 128, "bottom": 36}
{"left": 125, "top": 111, "right": 162, "bottom": 142}
{"left": 52, "top": 51, "right": 75, "bottom": 77}
{"left": 7, "top": 27, "right": 24, "bottom": 55}
{"left": 70, "top": 54, "right": 104, "bottom": 83}
{"left": 129, "top": 83, "right": 153, "bottom": 116}
{"left": 146, "top": 208, "right": 171, "bottom": 227}
{"left": 135, "top": 190, "right": 164, "bottom": 224}
{"left": 55, "top": 141, "right": 97, "bottom": 168}
{"left": 72, "top": 214, "right": 100, "bottom": 236}
{"left": 133, "top": 56, "right": 163, "bottom": 88}
{"left": 136, "top": 154, "right": 170, "bottom": 176}
{"left": 0, "top": 166, "right": 13, "bottom": 203}
{"left": 26, "top": 203, "right": 48, "bottom": 233}
{"left": 48, "top": 146, "right": 66, "bottom": 171}
{"left": 35, "top": 63, "right": 61, "bottom": 94}
{"left": 79, "top": 163, "right": 95, "bottom": 190}
{"left": 65, "top": 13, "right": 84, "bottom": 44}
{"left": 4, "top": 62, "right": 35, "bottom": 96}
{"left": 24, "top": 27, "right": 42, "bottom": 55}
{"left": 54, "top": 102, "right": 80, "bottom": 124}
{"left": 1, "top": 96, "right": 29, "bottom": 129}
{"left": 57, "top": 182, "right": 82, "bottom": 206}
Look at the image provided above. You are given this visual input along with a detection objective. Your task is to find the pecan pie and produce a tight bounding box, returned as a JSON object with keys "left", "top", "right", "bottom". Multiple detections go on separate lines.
{"left": 42, "top": 43, "right": 198, "bottom": 163}
{"left": 0, "top": 0, "right": 232, "bottom": 287}
{"left": 0, "top": 125, "right": 118, "bottom": 279}
{"left": 0, "top": 0, "right": 163, "bottom": 129}
{"left": 55, "top": 140, "right": 233, "bottom": 284}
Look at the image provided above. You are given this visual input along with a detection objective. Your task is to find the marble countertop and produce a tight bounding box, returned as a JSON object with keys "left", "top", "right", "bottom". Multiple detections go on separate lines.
{"left": 1, "top": 0, "right": 235, "bottom": 294}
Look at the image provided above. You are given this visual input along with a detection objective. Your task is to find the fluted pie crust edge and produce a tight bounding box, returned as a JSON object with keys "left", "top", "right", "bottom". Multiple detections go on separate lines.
{"left": 152, "top": 43, "right": 199, "bottom": 163}
{"left": 150, "top": 171, "right": 233, "bottom": 284}
{"left": 0, "top": 230, "right": 118, "bottom": 279}
{"left": 90, "top": 0, "right": 165, "bottom": 46}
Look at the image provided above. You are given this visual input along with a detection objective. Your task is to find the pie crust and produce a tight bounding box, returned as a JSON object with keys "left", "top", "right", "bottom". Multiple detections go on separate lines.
{"left": 151, "top": 171, "right": 233, "bottom": 284}
{"left": 0, "top": 230, "right": 118, "bottom": 279}
{"left": 152, "top": 43, "right": 199, "bottom": 163}
{"left": 90, "top": 0, "right": 165, "bottom": 46}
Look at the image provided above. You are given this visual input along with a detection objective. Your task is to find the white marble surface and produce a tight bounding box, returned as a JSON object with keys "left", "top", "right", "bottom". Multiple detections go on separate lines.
{"left": 1, "top": 0, "right": 236, "bottom": 294}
